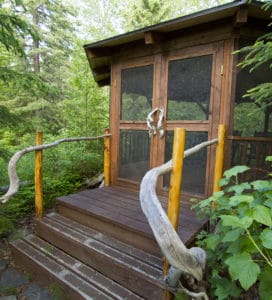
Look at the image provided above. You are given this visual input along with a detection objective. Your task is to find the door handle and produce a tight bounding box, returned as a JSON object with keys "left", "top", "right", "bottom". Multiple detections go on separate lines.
{"left": 157, "top": 108, "right": 165, "bottom": 138}
{"left": 146, "top": 107, "right": 165, "bottom": 138}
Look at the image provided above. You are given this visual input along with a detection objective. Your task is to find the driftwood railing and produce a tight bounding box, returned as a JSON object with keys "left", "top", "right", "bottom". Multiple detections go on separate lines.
{"left": 140, "top": 125, "right": 226, "bottom": 299}
{"left": 0, "top": 130, "right": 111, "bottom": 218}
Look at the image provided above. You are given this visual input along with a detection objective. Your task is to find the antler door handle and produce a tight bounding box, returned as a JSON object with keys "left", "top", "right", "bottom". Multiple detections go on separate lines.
{"left": 146, "top": 107, "right": 165, "bottom": 138}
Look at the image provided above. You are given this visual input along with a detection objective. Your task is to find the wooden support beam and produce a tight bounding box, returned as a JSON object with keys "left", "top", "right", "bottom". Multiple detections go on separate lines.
{"left": 167, "top": 128, "right": 186, "bottom": 229}
{"left": 104, "top": 128, "right": 111, "bottom": 186}
{"left": 144, "top": 31, "right": 164, "bottom": 44}
{"left": 233, "top": 6, "right": 248, "bottom": 28}
{"left": 164, "top": 128, "right": 186, "bottom": 300}
{"left": 35, "top": 131, "right": 43, "bottom": 219}
{"left": 213, "top": 124, "right": 226, "bottom": 193}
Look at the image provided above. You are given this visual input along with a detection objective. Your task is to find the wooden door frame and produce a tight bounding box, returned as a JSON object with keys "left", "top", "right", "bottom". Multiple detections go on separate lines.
{"left": 157, "top": 42, "right": 224, "bottom": 199}
{"left": 110, "top": 55, "right": 162, "bottom": 190}
{"left": 110, "top": 42, "right": 224, "bottom": 196}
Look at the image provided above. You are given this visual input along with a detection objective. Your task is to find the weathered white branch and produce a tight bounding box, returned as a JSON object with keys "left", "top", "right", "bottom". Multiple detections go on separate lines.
{"left": 140, "top": 139, "right": 217, "bottom": 282}
{"left": 173, "top": 282, "right": 209, "bottom": 300}
{"left": 1, "top": 134, "right": 111, "bottom": 203}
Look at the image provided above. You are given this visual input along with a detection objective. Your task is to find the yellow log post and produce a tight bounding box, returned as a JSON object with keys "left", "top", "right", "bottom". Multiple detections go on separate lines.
{"left": 213, "top": 124, "right": 226, "bottom": 193}
{"left": 35, "top": 131, "right": 43, "bottom": 218}
{"left": 163, "top": 128, "right": 186, "bottom": 300}
{"left": 104, "top": 128, "right": 111, "bottom": 187}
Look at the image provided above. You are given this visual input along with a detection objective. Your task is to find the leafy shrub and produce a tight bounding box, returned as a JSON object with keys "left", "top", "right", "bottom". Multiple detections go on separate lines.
{"left": 193, "top": 162, "right": 272, "bottom": 299}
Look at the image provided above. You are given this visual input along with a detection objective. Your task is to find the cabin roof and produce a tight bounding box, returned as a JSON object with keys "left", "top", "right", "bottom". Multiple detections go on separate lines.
{"left": 84, "top": 0, "right": 271, "bottom": 86}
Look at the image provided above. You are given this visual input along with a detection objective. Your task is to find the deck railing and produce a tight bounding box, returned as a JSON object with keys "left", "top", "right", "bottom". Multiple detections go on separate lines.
{"left": 0, "top": 130, "right": 111, "bottom": 218}
{"left": 139, "top": 124, "right": 226, "bottom": 299}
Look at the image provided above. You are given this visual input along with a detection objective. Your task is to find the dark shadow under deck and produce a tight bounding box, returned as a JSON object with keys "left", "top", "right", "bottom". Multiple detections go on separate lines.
{"left": 57, "top": 186, "right": 206, "bottom": 247}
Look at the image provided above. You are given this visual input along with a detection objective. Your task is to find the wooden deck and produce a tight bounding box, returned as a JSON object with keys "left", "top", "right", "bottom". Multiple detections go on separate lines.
{"left": 57, "top": 186, "right": 206, "bottom": 254}
{"left": 10, "top": 186, "right": 207, "bottom": 299}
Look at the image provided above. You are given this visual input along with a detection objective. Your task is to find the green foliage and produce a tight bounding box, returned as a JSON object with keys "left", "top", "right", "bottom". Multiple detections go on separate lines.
{"left": 193, "top": 164, "right": 272, "bottom": 299}
{"left": 0, "top": 0, "right": 38, "bottom": 56}
{"left": 236, "top": 1, "right": 272, "bottom": 111}
{"left": 124, "top": 0, "right": 171, "bottom": 30}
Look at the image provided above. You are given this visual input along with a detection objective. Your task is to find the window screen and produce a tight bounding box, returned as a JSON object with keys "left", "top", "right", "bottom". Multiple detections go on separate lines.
{"left": 164, "top": 131, "right": 208, "bottom": 195}
{"left": 121, "top": 65, "right": 153, "bottom": 121}
{"left": 119, "top": 130, "right": 150, "bottom": 181}
{"left": 167, "top": 55, "right": 213, "bottom": 121}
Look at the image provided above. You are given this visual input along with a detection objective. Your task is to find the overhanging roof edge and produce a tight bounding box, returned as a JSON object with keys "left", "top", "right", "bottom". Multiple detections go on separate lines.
{"left": 83, "top": 0, "right": 266, "bottom": 50}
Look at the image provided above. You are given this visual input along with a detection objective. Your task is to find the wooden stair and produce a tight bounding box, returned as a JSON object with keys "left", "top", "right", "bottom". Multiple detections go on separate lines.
{"left": 10, "top": 186, "right": 206, "bottom": 299}
{"left": 10, "top": 212, "right": 165, "bottom": 299}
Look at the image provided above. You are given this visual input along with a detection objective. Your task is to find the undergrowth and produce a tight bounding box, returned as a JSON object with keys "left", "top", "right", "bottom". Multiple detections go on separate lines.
{"left": 193, "top": 158, "right": 272, "bottom": 299}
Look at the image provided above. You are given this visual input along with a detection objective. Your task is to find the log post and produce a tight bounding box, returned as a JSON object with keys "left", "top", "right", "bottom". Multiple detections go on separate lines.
{"left": 35, "top": 131, "right": 43, "bottom": 218}
{"left": 213, "top": 124, "right": 226, "bottom": 192}
{"left": 164, "top": 128, "right": 186, "bottom": 299}
{"left": 104, "top": 128, "right": 111, "bottom": 186}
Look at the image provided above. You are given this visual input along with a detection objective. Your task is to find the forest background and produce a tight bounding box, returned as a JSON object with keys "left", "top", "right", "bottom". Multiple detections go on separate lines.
{"left": 0, "top": 0, "right": 270, "bottom": 233}
{"left": 0, "top": 0, "right": 234, "bottom": 231}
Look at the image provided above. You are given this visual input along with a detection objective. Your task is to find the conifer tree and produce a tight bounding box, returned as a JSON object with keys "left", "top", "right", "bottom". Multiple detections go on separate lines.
{"left": 124, "top": 0, "right": 171, "bottom": 31}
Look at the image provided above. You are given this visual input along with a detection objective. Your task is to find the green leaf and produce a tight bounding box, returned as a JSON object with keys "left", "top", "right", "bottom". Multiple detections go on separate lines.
{"left": 205, "top": 234, "right": 220, "bottom": 250}
{"left": 223, "top": 166, "right": 250, "bottom": 179}
{"left": 198, "top": 197, "right": 213, "bottom": 208}
{"left": 226, "top": 236, "right": 256, "bottom": 254}
{"left": 225, "top": 252, "right": 260, "bottom": 290}
{"left": 229, "top": 195, "right": 254, "bottom": 206}
{"left": 228, "top": 182, "right": 251, "bottom": 195}
{"left": 220, "top": 215, "right": 252, "bottom": 229}
{"left": 260, "top": 228, "right": 272, "bottom": 249}
{"left": 222, "top": 228, "right": 244, "bottom": 242}
{"left": 259, "top": 266, "right": 272, "bottom": 300}
{"left": 252, "top": 205, "right": 272, "bottom": 226}
{"left": 252, "top": 180, "right": 272, "bottom": 192}
{"left": 214, "top": 278, "right": 241, "bottom": 300}
{"left": 219, "top": 177, "right": 230, "bottom": 187}
{"left": 264, "top": 197, "right": 272, "bottom": 208}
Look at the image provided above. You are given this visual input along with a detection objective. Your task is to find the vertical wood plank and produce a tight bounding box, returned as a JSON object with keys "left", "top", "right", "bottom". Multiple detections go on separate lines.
{"left": 213, "top": 124, "right": 226, "bottom": 192}
{"left": 164, "top": 128, "right": 186, "bottom": 300}
{"left": 35, "top": 131, "right": 43, "bottom": 218}
{"left": 168, "top": 128, "right": 186, "bottom": 229}
{"left": 104, "top": 128, "right": 111, "bottom": 187}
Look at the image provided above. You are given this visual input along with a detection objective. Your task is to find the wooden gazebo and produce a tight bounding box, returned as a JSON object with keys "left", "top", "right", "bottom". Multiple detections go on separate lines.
{"left": 10, "top": 1, "right": 272, "bottom": 299}
{"left": 84, "top": 0, "right": 271, "bottom": 199}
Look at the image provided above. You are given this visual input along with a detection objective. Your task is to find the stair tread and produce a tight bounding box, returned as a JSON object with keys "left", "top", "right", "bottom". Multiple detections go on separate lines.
{"left": 47, "top": 212, "right": 162, "bottom": 269}
{"left": 11, "top": 239, "right": 129, "bottom": 300}
{"left": 22, "top": 234, "right": 144, "bottom": 300}
{"left": 37, "top": 214, "right": 163, "bottom": 281}
{"left": 35, "top": 212, "right": 165, "bottom": 298}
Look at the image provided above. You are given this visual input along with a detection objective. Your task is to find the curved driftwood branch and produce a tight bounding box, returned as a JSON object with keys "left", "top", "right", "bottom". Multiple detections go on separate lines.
{"left": 1, "top": 134, "right": 111, "bottom": 203}
{"left": 140, "top": 138, "right": 217, "bottom": 282}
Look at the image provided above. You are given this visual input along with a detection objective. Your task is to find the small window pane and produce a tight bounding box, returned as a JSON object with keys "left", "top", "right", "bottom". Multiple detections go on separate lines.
{"left": 121, "top": 65, "right": 153, "bottom": 121}
{"left": 164, "top": 131, "right": 208, "bottom": 195}
{"left": 119, "top": 130, "right": 150, "bottom": 181}
{"left": 167, "top": 55, "right": 212, "bottom": 120}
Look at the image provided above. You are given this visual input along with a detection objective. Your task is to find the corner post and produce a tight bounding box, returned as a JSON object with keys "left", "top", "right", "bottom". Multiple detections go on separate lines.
{"left": 164, "top": 128, "right": 186, "bottom": 299}
{"left": 213, "top": 124, "right": 226, "bottom": 192}
{"left": 35, "top": 131, "right": 43, "bottom": 218}
{"left": 104, "top": 128, "right": 111, "bottom": 186}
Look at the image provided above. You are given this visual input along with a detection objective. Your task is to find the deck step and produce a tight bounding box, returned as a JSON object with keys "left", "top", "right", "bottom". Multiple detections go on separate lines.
{"left": 35, "top": 212, "right": 165, "bottom": 299}
{"left": 57, "top": 188, "right": 161, "bottom": 256}
{"left": 11, "top": 236, "right": 143, "bottom": 300}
